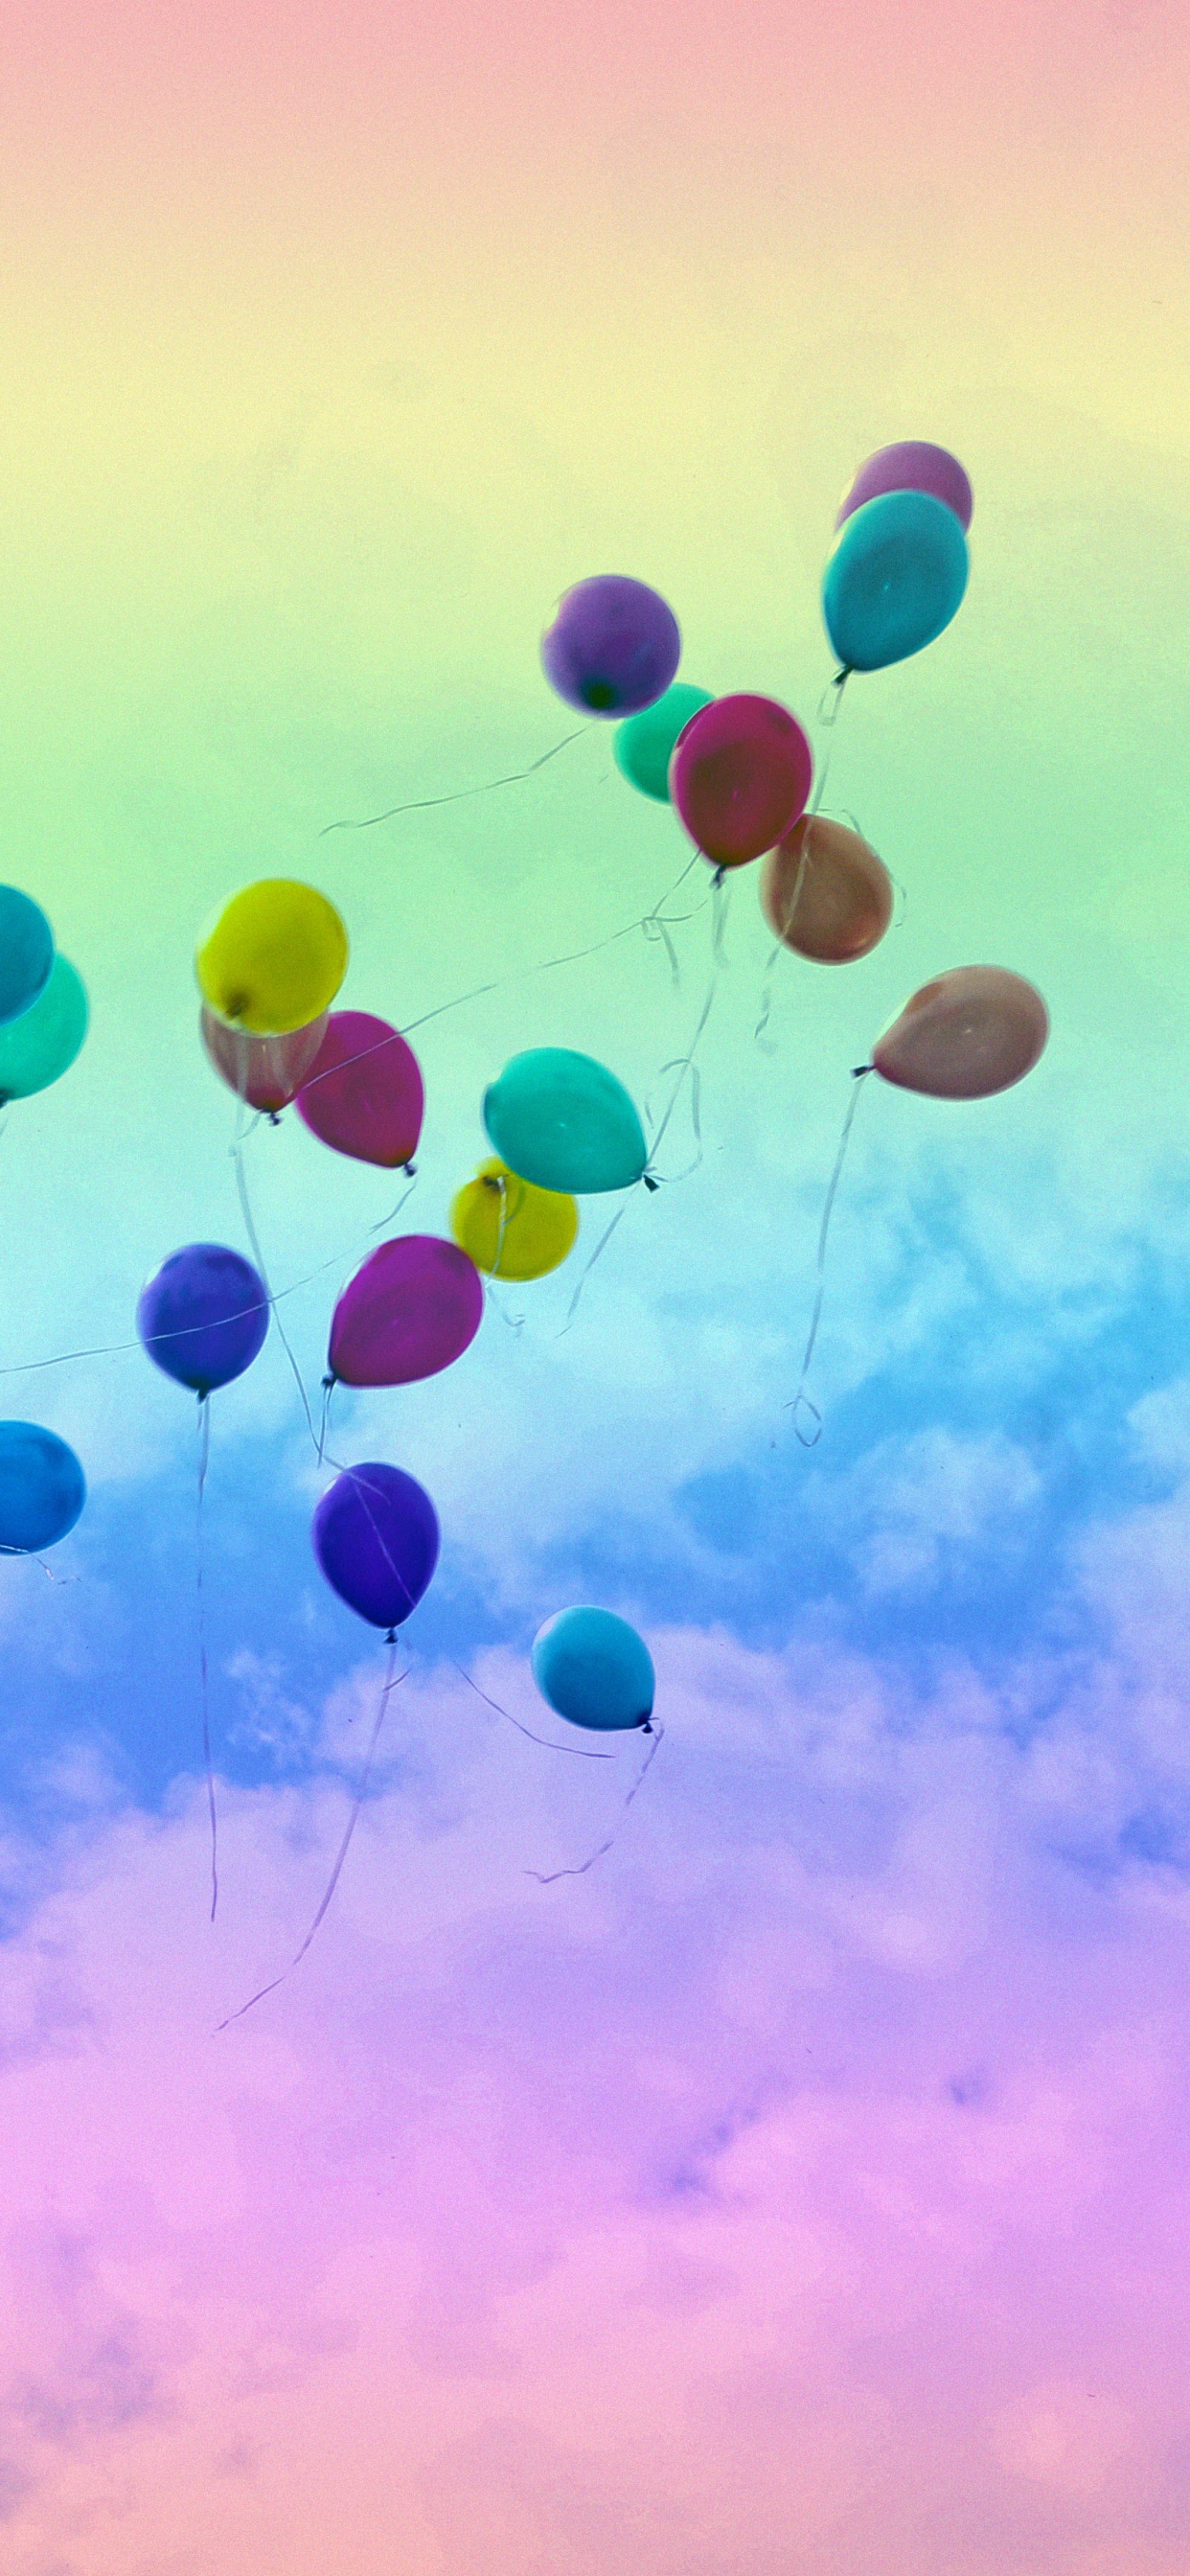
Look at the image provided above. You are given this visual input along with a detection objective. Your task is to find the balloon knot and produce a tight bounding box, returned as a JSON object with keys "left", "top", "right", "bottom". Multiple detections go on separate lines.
{"left": 641, "top": 1717, "right": 653, "bottom": 1734}
{"left": 642, "top": 1173, "right": 660, "bottom": 1193}
{"left": 267, "top": 1111, "right": 282, "bottom": 1127}
{"left": 404, "top": 1160, "right": 417, "bottom": 1176}
{"left": 852, "top": 1063, "right": 874, "bottom": 1078}
{"left": 321, "top": 1372, "right": 336, "bottom": 1389}
{"left": 385, "top": 1627, "right": 398, "bottom": 1644}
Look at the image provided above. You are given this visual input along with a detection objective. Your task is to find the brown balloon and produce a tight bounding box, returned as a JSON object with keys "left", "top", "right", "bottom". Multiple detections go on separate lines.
{"left": 200, "top": 1004, "right": 329, "bottom": 1114}
{"left": 759, "top": 816, "right": 893, "bottom": 964}
{"left": 872, "top": 967, "right": 1049, "bottom": 1100}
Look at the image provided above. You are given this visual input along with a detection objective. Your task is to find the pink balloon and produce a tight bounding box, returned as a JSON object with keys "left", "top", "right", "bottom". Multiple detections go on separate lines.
{"left": 873, "top": 968, "right": 1049, "bottom": 1100}
{"left": 296, "top": 1011, "right": 424, "bottom": 1169}
{"left": 836, "top": 442, "right": 973, "bottom": 532}
{"left": 200, "top": 1005, "right": 328, "bottom": 1115}
{"left": 329, "top": 1235, "right": 483, "bottom": 1388}
{"left": 669, "top": 694, "right": 812, "bottom": 868}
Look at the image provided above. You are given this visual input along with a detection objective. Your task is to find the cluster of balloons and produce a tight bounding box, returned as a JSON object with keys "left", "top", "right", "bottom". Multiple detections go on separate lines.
{"left": 544, "top": 444, "right": 1048, "bottom": 1100}
{"left": 0, "top": 885, "right": 90, "bottom": 1560}
{"left": 130, "top": 871, "right": 653, "bottom": 1736}
{"left": 3, "top": 436, "right": 1054, "bottom": 1760}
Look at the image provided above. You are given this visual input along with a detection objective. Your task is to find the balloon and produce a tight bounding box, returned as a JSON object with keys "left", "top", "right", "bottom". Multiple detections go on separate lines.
{"left": 312, "top": 1461, "right": 440, "bottom": 1631}
{"left": 836, "top": 441, "right": 973, "bottom": 532}
{"left": 540, "top": 575, "right": 681, "bottom": 717}
{"left": 760, "top": 817, "right": 893, "bottom": 964}
{"left": 449, "top": 1159, "right": 578, "bottom": 1280}
{"left": 532, "top": 1605, "right": 655, "bottom": 1733}
{"left": 329, "top": 1235, "right": 483, "bottom": 1389}
{"left": 200, "top": 1006, "right": 328, "bottom": 1115}
{"left": 296, "top": 1011, "right": 423, "bottom": 1169}
{"left": 484, "top": 1047, "right": 648, "bottom": 1195}
{"left": 0, "top": 956, "right": 88, "bottom": 1101}
{"left": 669, "top": 694, "right": 812, "bottom": 868}
{"left": 614, "top": 682, "right": 714, "bottom": 801}
{"left": 0, "top": 1422, "right": 85, "bottom": 1553}
{"left": 195, "top": 880, "right": 348, "bottom": 1036}
{"left": 822, "top": 490, "right": 969, "bottom": 674}
{"left": 137, "top": 1244, "right": 270, "bottom": 1396}
{"left": 0, "top": 887, "right": 54, "bottom": 1029}
{"left": 873, "top": 967, "right": 1049, "bottom": 1100}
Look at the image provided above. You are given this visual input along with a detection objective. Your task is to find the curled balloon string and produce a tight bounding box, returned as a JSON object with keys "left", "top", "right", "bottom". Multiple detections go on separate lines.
{"left": 787, "top": 1066, "right": 874, "bottom": 1445}
{"left": 317, "top": 726, "right": 591, "bottom": 838}
{"left": 644, "top": 1061, "right": 704, "bottom": 1187}
{"left": 316, "top": 1376, "right": 334, "bottom": 1467}
{"left": 195, "top": 1393, "right": 218, "bottom": 1925}
{"left": 370, "top": 1174, "right": 419, "bottom": 1235}
{"left": 645, "top": 908, "right": 726, "bottom": 1182}
{"left": 816, "top": 667, "right": 852, "bottom": 727}
{"left": 527, "top": 1719, "right": 666, "bottom": 1884}
{"left": 217, "top": 1642, "right": 408, "bottom": 2031}
{"left": 0, "top": 1543, "right": 79, "bottom": 1582}
{"left": 449, "top": 1659, "right": 614, "bottom": 1760}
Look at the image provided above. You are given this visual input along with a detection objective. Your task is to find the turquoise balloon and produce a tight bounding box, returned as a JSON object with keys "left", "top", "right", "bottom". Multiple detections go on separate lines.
{"left": 483, "top": 1048, "right": 648, "bottom": 1195}
{"left": 0, "top": 1421, "right": 86, "bottom": 1553}
{"left": 0, "top": 955, "right": 88, "bottom": 1103}
{"left": 0, "top": 886, "right": 54, "bottom": 1028}
{"left": 822, "top": 488, "right": 969, "bottom": 674}
{"left": 614, "top": 682, "right": 714, "bottom": 801}
{"left": 532, "top": 1605, "right": 654, "bottom": 1733}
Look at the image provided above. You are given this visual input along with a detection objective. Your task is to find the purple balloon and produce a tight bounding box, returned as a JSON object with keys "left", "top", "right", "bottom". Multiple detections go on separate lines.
{"left": 835, "top": 442, "right": 973, "bottom": 533}
{"left": 137, "top": 1244, "right": 269, "bottom": 1397}
{"left": 540, "top": 575, "right": 681, "bottom": 717}
{"left": 329, "top": 1235, "right": 483, "bottom": 1389}
{"left": 312, "top": 1461, "right": 440, "bottom": 1631}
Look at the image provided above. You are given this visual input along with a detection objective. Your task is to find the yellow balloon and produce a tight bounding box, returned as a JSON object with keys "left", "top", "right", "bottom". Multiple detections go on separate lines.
{"left": 195, "top": 880, "right": 349, "bottom": 1036}
{"left": 450, "top": 1159, "right": 578, "bottom": 1281}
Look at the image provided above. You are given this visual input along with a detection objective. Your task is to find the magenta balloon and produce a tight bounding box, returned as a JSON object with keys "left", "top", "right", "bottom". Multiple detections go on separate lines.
{"left": 835, "top": 442, "right": 973, "bottom": 532}
{"left": 200, "top": 1006, "right": 329, "bottom": 1114}
{"left": 669, "top": 694, "right": 812, "bottom": 868}
{"left": 329, "top": 1234, "right": 484, "bottom": 1389}
{"left": 296, "top": 1011, "right": 424, "bottom": 1169}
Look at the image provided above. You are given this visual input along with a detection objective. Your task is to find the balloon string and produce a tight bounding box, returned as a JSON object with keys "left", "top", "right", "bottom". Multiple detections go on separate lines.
{"left": 217, "top": 1640, "right": 406, "bottom": 2029}
{"left": 196, "top": 1393, "right": 218, "bottom": 1925}
{"left": 481, "top": 1176, "right": 525, "bottom": 1331}
{"left": 449, "top": 1659, "right": 614, "bottom": 1760}
{"left": 317, "top": 726, "right": 591, "bottom": 837}
{"left": 316, "top": 1376, "right": 333, "bottom": 1466}
{"left": 527, "top": 1719, "right": 666, "bottom": 1884}
{"left": 788, "top": 1066, "right": 873, "bottom": 1445}
{"left": 230, "top": 1113, "right": 320, "bottom": 1450}
{"left": 558, "top": 1204, "right": 628, "bottom": 1336}
{"left": 647, "top": 887, "right": 728, "bottom": 1174}
{"left": 754, "top": 828, "right": 812, "bottom": 1052}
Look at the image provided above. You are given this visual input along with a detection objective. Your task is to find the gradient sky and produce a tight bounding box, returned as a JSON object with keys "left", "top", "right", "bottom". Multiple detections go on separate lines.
{"left": 2, "top": 3, "right": 1190, "bottom": 2569}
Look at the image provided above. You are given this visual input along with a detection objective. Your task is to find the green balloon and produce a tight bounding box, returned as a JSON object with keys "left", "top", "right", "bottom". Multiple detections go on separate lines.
{"left": 613, "top": 682, "right": 715, "bottom": 802}
{"left": 0, "top": 954, "right": 88, "bottom": 1103}
{"left": 483, "top": 1048, "right": 647, "bottom": 1194}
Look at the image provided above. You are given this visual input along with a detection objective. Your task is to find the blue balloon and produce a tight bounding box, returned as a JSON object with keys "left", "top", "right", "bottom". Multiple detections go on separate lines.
{"left": 484, "top": 1048, "right": 648, "bottom": 1195}
{"left": 137, "top": 1244, "right": 269, "bottom": 1397}
{"left": 312, "top": 1462, "right": 440, "bottom": 1632}
{"left": 0, "top": 886, "right": 54, "bottom": 1028}
{"left": 822, "top": 488, "right": 969, "bottom": 674}
{"left": 0, "top": 1421, "right": 85, "bottom": 1553}
{"left": 532, "top": 1605, "right": 655, "bottom": 1733}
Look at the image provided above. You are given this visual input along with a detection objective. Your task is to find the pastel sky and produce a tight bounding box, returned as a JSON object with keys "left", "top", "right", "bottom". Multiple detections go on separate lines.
{"left": 3, "top": 2, "right": 1190, "bottom": 2569}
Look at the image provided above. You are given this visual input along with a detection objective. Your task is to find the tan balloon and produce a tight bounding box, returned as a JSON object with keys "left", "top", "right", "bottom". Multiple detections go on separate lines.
{"left": 873, "top": 967, "right": 1049, "bottom": 1100}
{"left": 759, "top": 816, "right": 893, "bottom": 963}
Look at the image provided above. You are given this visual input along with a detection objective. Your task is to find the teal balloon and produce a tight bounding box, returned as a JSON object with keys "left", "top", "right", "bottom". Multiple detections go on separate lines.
{"left": 0, "top": 955, "right": 88, "bottom": 1103}
{"left": 822, "top": 488, "right": 969, "bottom": 674}
{"left": 614, "top": 682, "right": 714, "bottom": 801}
{"left": 483, "top": 1048, "right": 647, "bottom": 1194}
{"left": 532, "top": 1605, "right": 654, "bottom": 1732}
{"left": 0, "top": 886, "right": 54, "bottom": 1028}
{"left": 0, "top": 1421, "right": 86, "bottom": 1553}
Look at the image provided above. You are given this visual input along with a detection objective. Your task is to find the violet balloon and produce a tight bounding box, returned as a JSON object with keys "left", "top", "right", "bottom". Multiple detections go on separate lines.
{"left": 312, "top": 1461, "right": 440, "bottom": 1632}
{"left": 836, "top": 441, "right": 973, "bottom": 532}
{"left": 540, "top": 575, "right": 681, "bottom": 717}
{"left": 200, "top": 1005, "right": 329, "bottom": 1115}
{"left": 328, "top": 1235, "right": 483, "bottom": 1389}
{"left": 296, "top": 1011, "right": 424, "bottom": 1169}
{"left": 137, "top": 1245, "right": 269, "bottom": 1397}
